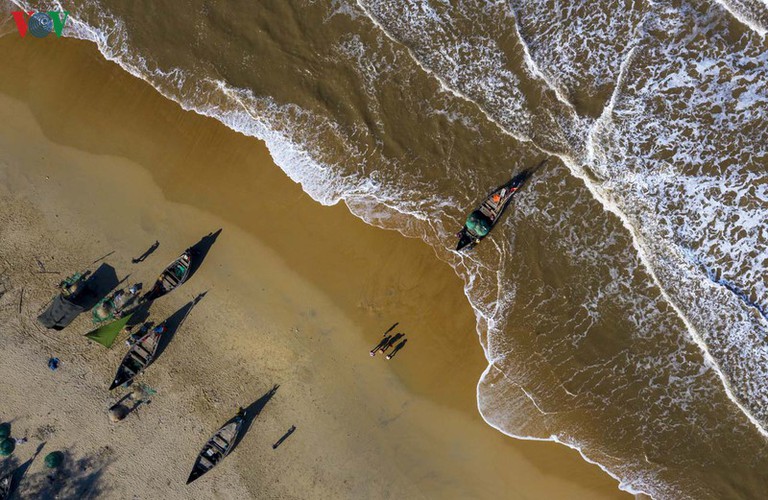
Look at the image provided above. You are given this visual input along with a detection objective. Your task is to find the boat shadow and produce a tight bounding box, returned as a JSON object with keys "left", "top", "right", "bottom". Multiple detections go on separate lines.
{"left": 123, "top": 300, "right": 151, "bottom": 329}
{"left": 132, "top": 240, "right": 160, "bottom": 264}
{"left": 153, "top": 292, "right": 207, "bottom": 365}
{"left": 73, "top": 263, "right": 120, "bottom": 310}
{"left": 509, "top": 157, "right": 548, "bottom": 191}
{"left": 0, "top": 442, "right": 45, "bottom": 498}
{"left": 186, "top": 229, "right": 222, "bottom": 282}
{"left": 231, "top": 384, "right": 279, "bottom": 454}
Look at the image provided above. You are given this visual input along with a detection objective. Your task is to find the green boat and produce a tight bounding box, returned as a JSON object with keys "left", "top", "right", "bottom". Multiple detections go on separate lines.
{"left": 456, "top": 169, "right": 534, "bottom": 251}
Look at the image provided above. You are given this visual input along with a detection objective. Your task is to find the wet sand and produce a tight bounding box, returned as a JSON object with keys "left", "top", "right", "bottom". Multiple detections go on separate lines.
{"left": 0, "top": 36, "right": 627, "bottom": 498}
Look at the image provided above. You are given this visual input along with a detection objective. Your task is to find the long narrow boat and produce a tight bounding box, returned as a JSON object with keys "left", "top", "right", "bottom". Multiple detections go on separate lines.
{"left": 109, "top": 323, "right": 166, "bottom": 390}
{"left": 187, "top": 410, "right": 245, "bottom": 484}
{"left": 455, "top": 169, "right": 533, "bottom": 251}
{"left": 144, "top": 251, "right": 192, "bottom": 301}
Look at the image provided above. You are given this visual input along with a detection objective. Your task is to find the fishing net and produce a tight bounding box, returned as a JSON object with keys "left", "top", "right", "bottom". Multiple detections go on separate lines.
{"left": 466, "top": 210, "right": 492, "bottom": 237}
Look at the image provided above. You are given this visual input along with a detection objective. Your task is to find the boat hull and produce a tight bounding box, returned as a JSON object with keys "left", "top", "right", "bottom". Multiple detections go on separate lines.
{"left": 186, "top": 417, "right": 244, "bottom": 484}
{"left": 145, "top": 252, "right": 192, "bottom": 301}
{"left": 109, "top": 327, "right": 163, "bottom": 390}
{"left": 455, "top": 169, "right": 533, "bottom": 251}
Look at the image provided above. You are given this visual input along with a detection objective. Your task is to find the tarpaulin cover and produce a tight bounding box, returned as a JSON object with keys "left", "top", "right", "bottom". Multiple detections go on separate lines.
{"left": 84, "top": 313, "right": 134, "bottom": 348}
{"left": 37, "top": 294, "right": 86, "bottom": 330}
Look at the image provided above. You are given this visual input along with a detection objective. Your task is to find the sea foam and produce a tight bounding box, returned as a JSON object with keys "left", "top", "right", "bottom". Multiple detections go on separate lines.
{"left": 9, "top": 0, "right": 768, "bottom": 497}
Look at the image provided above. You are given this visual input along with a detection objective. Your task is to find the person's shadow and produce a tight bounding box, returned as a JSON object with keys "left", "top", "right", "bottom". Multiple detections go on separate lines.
{"left": 186, "top": 229, "right": 222, "bottom": 281}
{"left": 109, "top": 393, "right": 145, "bottom": 419}
{"left": 132, "top": 241, "right": 159, "bottom": 264}
{"left": 231, "top": 385, "right": 279, "bottom": 453}
{"left": 123, "top": 299, "right": 152, "bottom": 330}
{"left": 153, "top": 292, "right": 207, "bottom": 363}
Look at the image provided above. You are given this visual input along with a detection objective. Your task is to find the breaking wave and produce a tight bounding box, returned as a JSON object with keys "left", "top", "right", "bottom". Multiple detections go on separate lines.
{"left": 9, "top": 0, "right": 768, "bottom": 497}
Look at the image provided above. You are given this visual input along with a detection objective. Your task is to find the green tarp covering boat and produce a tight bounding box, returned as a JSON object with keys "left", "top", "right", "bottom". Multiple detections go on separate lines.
{"left": 455, "top": 163, "right": 544, "bottom": 251}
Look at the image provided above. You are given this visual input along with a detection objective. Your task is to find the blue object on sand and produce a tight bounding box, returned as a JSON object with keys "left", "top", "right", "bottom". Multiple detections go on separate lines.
{"left": 48, "top": 357, "right": 60, "bottom": 371}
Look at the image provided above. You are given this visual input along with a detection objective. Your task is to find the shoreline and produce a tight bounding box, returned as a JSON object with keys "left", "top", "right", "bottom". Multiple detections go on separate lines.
{"left": 0, "top": 35, "right": 627, "bottom": 498}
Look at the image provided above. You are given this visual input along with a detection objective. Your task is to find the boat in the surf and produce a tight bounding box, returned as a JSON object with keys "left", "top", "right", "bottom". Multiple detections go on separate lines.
{"left": 187, "top": 409, "right": 245, "bottom": 484}
{"left": 455, "top": 168, "right": 534, "bottom": 251}
{"left": 109, "top": 323, "right": 166, "bottom": 390}
{"left": 144, "top": 251, "right": 192, "bottom": 301}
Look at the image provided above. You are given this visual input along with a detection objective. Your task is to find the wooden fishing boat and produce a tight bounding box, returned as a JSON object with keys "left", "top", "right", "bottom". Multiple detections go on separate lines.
{"left": 109, "top": 323, "right": 165, "bottom": 390}
{"left": 186, "top": 410, "right": 245, "bottom": 484}
{"left": 456, "top": 169, "right": 532, "bottom": 251}
{"left": 145, "top": 251, "right": 192, "bottom": 301}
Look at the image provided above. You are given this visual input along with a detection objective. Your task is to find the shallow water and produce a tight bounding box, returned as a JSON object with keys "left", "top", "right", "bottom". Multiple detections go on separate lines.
{"left": 6, "top": 0, "right": 768, "bottom": 497}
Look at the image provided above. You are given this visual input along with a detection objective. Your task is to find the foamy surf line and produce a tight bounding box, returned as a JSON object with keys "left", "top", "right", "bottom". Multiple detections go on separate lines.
{"left": 354, "top": 1, "right": 768, "bottom": 495}
{"left": 711, "top": 0, "right": 768, "bottom": 36}
{"left": 356, "top": 0, "right": 768, "bottom": 434}
{"left": 11, "top": 2, "right": 765, "bottom": 498}
{"left": 34, "top": 12, "right": 649, "bottom": 498}
{"left": 0, "top": 4, "right": 689, "bottom": 499}
{"left": 477, "top": 362, "right": 653, "bottom": 498}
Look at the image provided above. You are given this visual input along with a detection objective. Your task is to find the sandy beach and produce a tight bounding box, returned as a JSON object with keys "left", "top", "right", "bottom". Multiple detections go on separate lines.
{"left": 0, "top": 35, "right": 627, "bottom": 499}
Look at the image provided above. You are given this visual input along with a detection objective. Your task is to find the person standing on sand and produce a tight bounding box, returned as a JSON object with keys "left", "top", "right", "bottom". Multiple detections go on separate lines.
{"left": 371, "top": 335, "right": 392, "bottom": 356}
{"left": 113, "top": 285, "right": 140, "bottom": 316}
{"left": 132, "top": 240, "right": 159, "bottom": 264}
{"left": 272, "top": 425, "right": 296, "bottom": 449}
{"left": 380, "top": 333, "right": 404, "bottom": 354}
{"left": 108, "top": 390, "right": 146, "bottom": 422}
{"left": 386, "top": 339, "right": 408, "bottom": 360}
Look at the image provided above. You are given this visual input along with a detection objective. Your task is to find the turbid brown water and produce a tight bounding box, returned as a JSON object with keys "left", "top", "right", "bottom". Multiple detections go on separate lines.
{"left": 4, "top": 0, "right": 768, "bottom": 497}
{"left": 0, "top": 33, "right": 632, "bottom": 499}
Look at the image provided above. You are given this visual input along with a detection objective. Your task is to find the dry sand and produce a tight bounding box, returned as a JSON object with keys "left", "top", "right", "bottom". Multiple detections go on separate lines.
{"left": 0, "top": 36, "right": 627, "bottom": 498}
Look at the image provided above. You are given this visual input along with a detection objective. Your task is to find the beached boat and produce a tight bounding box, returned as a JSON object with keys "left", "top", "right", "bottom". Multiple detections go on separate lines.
{"left": 456, "top": 169, "right": 533, "bottom": 251}
{"left": 109, "top": 323, "right": 166, "bottom": 390}
{"left": 187, "top": 410, "right": 245, "bottom": 484}
{"left": 145, "top": 251, "right": 192, "bottom": 301}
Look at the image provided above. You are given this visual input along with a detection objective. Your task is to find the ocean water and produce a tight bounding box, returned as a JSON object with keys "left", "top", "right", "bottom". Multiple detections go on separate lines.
{"left": 6, "top": 0, "right": 768, "bottom": 497}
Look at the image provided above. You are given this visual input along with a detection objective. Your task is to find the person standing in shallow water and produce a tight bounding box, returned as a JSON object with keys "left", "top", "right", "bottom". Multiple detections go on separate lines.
{"left": 371, "top": 335, "right": 392, "bottom": 356}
